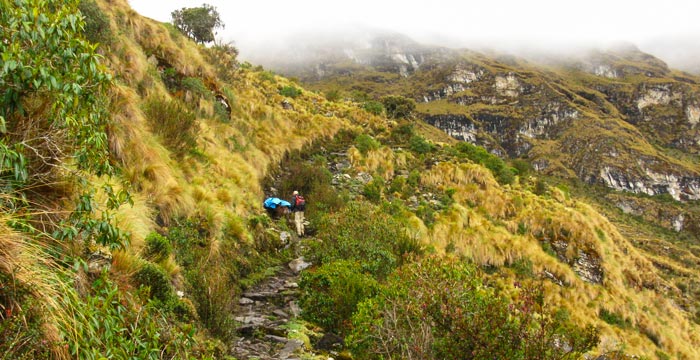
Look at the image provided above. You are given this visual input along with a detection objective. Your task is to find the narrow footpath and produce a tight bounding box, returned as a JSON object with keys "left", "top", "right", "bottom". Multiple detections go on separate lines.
{"left": 229, "top": 254, "right": 317, "bottom": 360}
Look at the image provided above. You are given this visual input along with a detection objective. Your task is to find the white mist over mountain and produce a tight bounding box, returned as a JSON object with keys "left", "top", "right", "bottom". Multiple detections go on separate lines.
{"left": 128, "top": 0, "right": 700, "bottom": 73}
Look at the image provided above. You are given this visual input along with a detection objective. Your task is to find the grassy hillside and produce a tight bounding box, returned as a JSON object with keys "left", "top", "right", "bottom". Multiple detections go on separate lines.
{"left": 1, "top": 1, "right": 700, "bottom": 359}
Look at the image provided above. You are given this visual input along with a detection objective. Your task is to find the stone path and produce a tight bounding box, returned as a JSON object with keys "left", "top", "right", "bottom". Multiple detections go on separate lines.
{"left": 229, "top": 257, "right": 314, "bottom": 360}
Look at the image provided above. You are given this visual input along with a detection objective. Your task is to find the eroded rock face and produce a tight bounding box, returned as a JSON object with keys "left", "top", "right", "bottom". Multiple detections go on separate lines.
{"left": 599, "top": 165, "right": 700, "bottom": 201}
{"left": 424, "top": 114, "right": 477, "bottom": 142}
{"left": 547, "top": 241, "right": 604, "bottom": 284}
{"left": 423, "top": 83, "right": 466, "bottom": 102}
{"left": 573, "top": 250, "right": 604, "bottom": 285}
{"left": 686, "top": 105, "right": 700, "bottom": 127}
{"left": 519, "top": 103, "right": 579, "bottom": 139}
{"left": 636, "top": 84, "right": 680, "bottom": 111}
{"left": 494, "top": 73, "right": 521, "bottom": 97}
{"left": 448, "top": 64, "right": 486, "bottom": 84}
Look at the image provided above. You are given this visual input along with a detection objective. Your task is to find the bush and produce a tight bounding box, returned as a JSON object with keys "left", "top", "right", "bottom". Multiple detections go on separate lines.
{"left": 144, "top": 232, "right": 172, "bottom": 262}
{"left": 347, "top": 257, "right": 599, "bottom": 360}
{"left": 351, "top": 90, "right": 370, "bottom": 102}
{"left": 62, "top": 276, "right": 208, "bottom": 359}
{"left": 325, "top": 89, "right": 342, "bottom": 102}
{"left": 390, "top": 123, "right": 415, "bottom": 143}
{"left": 311, "top": 201, "right": 420, "bottom": 278}
{"left": 409, "top": 135, "right": 434, "bottom": 154}
{"left": 354, "top": 134, "right": 380, "bottom": 155}
{"left": 299, "top": 260, "right": 379, "bottom": 332}
{"left": 362, "top": 100, "right": 384, "bottom": 115}
{"left": 511, "top": 159, "right": 532, "bottom": 176}
{"left": 380, "top": 95, "right": 416, "bottom": 119}
{"left": 362, "top": 176, "right": 384, "bottom": 203}
{"left": 133, "top": 262, "right": 175, "bottom": 303}
{"left": 78, "top": 0, "right": 112, "bottom": 45}
{"left": 181, "top": 76, "right": 211, "bottom": 101}
{"left": 280, "top": 85, "right": 302, "bottom": 98}
{"left": 142, "top": 97, "right": 198, "bottom": 157}
{"left": 454, "top": 142, "right": 515, "bottom": 185}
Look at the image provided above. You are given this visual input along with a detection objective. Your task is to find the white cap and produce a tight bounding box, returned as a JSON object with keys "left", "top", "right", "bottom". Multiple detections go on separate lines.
{"left": 293, "top": 190, "right": 299, "bottom": 195}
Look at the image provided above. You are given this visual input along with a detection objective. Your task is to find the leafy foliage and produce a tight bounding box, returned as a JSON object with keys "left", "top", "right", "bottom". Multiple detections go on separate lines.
{"left": 1, "top": 0, "right": 130, "bottom": 251}
{"left": 280, "top": 85, "right": 302, "bottom": 98}
{"left": 171, "top": 3, "right": 224, "bottom": 44}
{"left": 1, "top": 0, "right": 114, "bottom": 186}
{"left": 78, "top": 0, "right": 112, "bottom": 45}
{"left": 354, "top": 134, "right": 380, "bottom": 155}
{"left": 347, "top": 256, "right": 599, "bottom": 359}
{"left": 409, "top": 134, "right": 434, "bottom": 154}
{"left": 299, "top": 260, "right": 379, "bottom": 331}
{"left": 309, "top": 201, "right": 421, "bottom": 279}
{"left": 362, "top": 100, "right": 384, "bottom": 115}
{"left": 64, "top": 275, "right": 216, "bottom": 359}
{"left": 381, "top": 95, "right": 416, "bottom": 119}
{"left": 453, "top": 142, "right": 516, "bottom": 184}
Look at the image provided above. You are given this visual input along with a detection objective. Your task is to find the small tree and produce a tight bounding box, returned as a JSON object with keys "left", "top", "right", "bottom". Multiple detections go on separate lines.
{"left": 171, "top": 3, "right": 224, "bottom": 44}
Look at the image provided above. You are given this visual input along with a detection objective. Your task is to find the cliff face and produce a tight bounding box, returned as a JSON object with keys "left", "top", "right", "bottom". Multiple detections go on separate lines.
{"left": 277, "top": 37, "right": 700, "bottom": 202}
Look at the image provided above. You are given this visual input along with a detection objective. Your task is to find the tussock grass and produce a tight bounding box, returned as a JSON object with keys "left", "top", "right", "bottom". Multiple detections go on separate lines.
{"left": 0, "top": 220, "right": 69, "bottom": 359}
{"left": 411, "top": 159, "right": 700, "bottom": 357}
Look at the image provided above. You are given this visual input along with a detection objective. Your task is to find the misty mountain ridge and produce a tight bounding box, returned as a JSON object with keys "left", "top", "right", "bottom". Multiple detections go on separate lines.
{"left": 247, "top": 30, "right": 687, "bottom": 79}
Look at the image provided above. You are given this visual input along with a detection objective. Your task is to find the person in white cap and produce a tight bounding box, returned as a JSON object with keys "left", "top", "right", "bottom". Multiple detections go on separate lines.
{"left": 290, "top": 190, "right": 306, "bottom": 236}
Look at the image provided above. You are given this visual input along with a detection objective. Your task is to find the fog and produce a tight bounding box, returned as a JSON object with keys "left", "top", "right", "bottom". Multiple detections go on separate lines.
{"left": 128, "top": 0, "right": 700, "bottom": 73}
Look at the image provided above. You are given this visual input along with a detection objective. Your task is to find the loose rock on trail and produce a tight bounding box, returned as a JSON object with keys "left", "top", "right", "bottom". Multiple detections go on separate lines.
{"left": 230, "top": 256, "right": 318, "bottom": 360}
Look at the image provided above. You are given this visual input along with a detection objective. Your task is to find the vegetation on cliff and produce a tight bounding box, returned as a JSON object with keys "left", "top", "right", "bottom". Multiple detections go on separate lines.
{"left": 1, "top": 0, "right": 699, "bottom": 359}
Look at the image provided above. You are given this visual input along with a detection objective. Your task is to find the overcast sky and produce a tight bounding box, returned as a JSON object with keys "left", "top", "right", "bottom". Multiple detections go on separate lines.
{"left": 128, "top": 0, "right": 700, "bottom": 70}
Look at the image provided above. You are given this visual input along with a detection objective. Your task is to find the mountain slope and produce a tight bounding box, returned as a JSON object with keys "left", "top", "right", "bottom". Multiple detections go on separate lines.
{"left": 2, "top": 2, "right": 700, "bottom": 359}
{"left": 269, "top": 35, "right": 700, "bottom": 202}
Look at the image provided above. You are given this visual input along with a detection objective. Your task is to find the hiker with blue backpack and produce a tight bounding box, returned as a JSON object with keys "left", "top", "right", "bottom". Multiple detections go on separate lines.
{"left": 290, "top": 190, "right": 306, "bottom": 236}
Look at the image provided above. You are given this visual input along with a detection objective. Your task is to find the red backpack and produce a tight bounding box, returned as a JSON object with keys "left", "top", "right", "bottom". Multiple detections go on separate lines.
{"left": 295, "top": 195, "right": 306, "bottom": 207}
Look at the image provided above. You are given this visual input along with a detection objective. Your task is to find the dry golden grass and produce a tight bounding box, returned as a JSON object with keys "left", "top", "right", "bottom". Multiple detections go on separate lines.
{"left": 74, "top": 2, "right": 700, "bottom": 357}
{"left": 417, "top": 160, "right": 700, "bottom": 357}
{"left": 0, "top": 220, "right": 69, "bottom": 359}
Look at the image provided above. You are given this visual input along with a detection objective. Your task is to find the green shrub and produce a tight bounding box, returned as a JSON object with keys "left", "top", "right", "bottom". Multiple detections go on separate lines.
{"left": 142, "top": 97, "right": 198, "bottom": 157}
{"left": 181, "top": 77, "right": 211, "bottom": 101}
{"left": 362, "top": 176, "right": 384, "bottom": 203}
{"left": 312, "top": 201, "right": 420, "bottom": 278}
{"left": 133, "top": 262, "right": 175, "bottom": 303}
{"left": 409, "top": 135, "right": 434, "bottom": 154}
{"left": 407, "top": 169, "right": 421, "bottom": 188}
{"left": 599, "top": 308, "right": 631, "bottom": 328}
{"left": 362, "top": 100, "right": 384, "bottom": 115}
{"left": 388, "top": 176, "right": 406, "bottom": 194}
{"left": 166, "top": 217, "right": 256, "bottom": 340}
{"left": 380, "top": 95, "right": 416, "bottom": 119}
{"left": 78, "top": 0, "right": 112, "bottom": 45}
{"left": 390, "top": 123, "right": 415, "bottom": 143}
{"left": 61, "top": 276, "right": 209, "bottom": 359}
{"left": 258, "top": 70, "right": 275, "bottom": 82}
{"left": 354, "top": 134, "right": 380, "bottom": 155}
{"left": 454, "top": 142, "right": 515, "bottom": 185}
{"left": 299, "top": 260, "right": 379, "bottom": 332}
{"left": 279, "top": 85, "right": 302, "bottom": 98}
{"left": 511, "top": 159, "right": 532, "bottom": 176}
{"left": 351, "top": 90, "right": 370, "bottom": 102}
{"left": 325, "top": 89, "right": 342, "bottom": 102}
{"left": 347, "top": 257, "right": 598, "bottom": 359}
{"left": 144, "top": 232, "right": 172, "bottom": 262}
